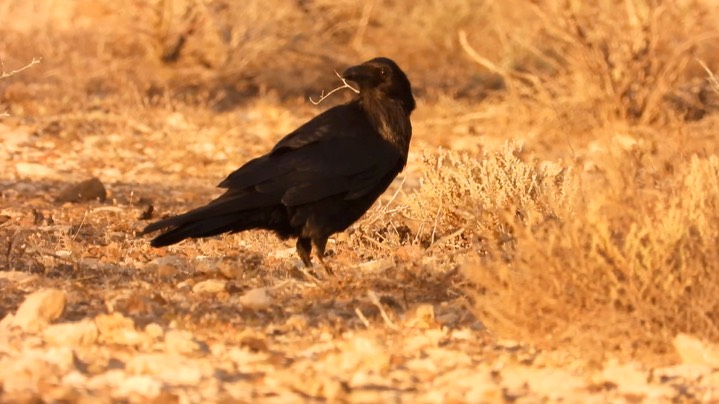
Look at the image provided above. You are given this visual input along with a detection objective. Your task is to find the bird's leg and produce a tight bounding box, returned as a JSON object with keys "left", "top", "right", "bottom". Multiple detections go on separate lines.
{"left": 313, "top": 236, "right": 334, "bottom": 276}
{"left": 296, "top": 237, "right": 313, "bottom": 268}
{"left": 294, "top": 237, "right": 324, "bottom": 283}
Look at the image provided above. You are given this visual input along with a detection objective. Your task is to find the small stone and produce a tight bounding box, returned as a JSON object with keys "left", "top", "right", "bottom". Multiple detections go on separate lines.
{"left": 0, "top": 271, "right": 38, "bottom": 284}
{"left": 115, "top": 375, "right": 162, "bottom": 399}
{"left": 13, "top": 288, "right": 66, "bottom": 332}
{"left": 164, "top": 329, "right": 201, "bottom": 354}
{"left": 395, "top": 244, "right": 423, "bottom": 261}
{"left": 95, "top": 312, "right": 135, "bottom": 335}
{"left": 673, "top": 333, "right": 719, "bottom": 367}
{"left": 15, "top": 162, "right": 55, "bottom": 178}
{"left": 0, "top": 314, "right": 15, "bottom": 329}
{"left": 357, "top": 258, "right": 394, "bottom": 273}
{"left": 156, "top": 264, "right": 177, "bottom": 277}
{"left": 192, "top": 279, "right": 227, "bottom": 294}
{"left": 403, "top": 304, "right": 438, "bottom": 329}
{"left": 238, "top": 287, "right": 272, "bottom": 310}
{"left": 126, "top": 353, "right": 206, "bottom": 385}
{"left": 0, "top": 347, "right": 76, "bottom": 394}
{"left": 148, "top": 255, "right": 185, "bottom": 278}
{"left": 43, "top": 319, "right": 98, "bottom": 347}
{"left": 95, "top": 312, "right": 151, "bottom": 347}
{"left": 145, "top": 323, "right": 164, "bottom": 339}
{"left": 56, "top": 177, "right": 107, "bottom": 203}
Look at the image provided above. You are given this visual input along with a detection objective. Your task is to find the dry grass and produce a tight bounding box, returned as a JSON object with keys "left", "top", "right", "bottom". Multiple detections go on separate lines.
{"left": 400, "top": 143, "right": 719, "bottom": 362}
{"left": 2, "top": 0, "right": 719, "bottom": 399}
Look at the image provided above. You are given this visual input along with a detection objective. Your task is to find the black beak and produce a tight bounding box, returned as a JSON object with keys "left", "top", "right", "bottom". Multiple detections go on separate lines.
{"left": 341, "top": 64, "right": 373, "bottom": 84}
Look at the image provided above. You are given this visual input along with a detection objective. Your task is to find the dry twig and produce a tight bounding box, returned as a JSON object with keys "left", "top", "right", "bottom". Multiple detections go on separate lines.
{"left": 1, "top": 57, "right": 41, "bottom": 117}
{"left": 368, "top": 290, "right": 399, "bottom": 330}
{"left": 0, "top": 57, "right": 41, "bottom": 79}
{"left": 309, "top": 70, "right": 360, "bottom": 105}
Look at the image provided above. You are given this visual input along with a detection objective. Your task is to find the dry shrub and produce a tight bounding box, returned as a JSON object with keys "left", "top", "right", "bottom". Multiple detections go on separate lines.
{"left": 404, "top": 144, "right": 573, "bottom": 250}
{"left": 503, "top": 1, "right": 713, "bottom": 121}
{"left": 407, "top": 143, "right": 719, "bottom": 360}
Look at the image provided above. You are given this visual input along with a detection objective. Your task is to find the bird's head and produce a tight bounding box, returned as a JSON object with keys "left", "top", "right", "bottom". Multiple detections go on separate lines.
{"left": 342, "top": 57, "right": 415, "bottom": 114}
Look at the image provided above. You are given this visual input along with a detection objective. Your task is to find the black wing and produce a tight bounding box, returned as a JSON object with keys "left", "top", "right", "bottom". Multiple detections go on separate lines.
{"left": 218, "top": 103, "right": 403, "bottom": 207}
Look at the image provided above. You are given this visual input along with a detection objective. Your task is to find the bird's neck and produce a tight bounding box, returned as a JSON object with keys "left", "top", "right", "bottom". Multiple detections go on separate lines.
{"left": 357, "top": 96, "right": 412, "bottom": 159}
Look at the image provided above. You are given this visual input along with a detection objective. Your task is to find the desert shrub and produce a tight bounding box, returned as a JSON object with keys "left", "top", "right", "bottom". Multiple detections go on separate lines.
{"left": 403, "top": 142, "right": 719, "bottom": 359}
{"left": 458, "top": 0, "right": 719, "bottom": 138}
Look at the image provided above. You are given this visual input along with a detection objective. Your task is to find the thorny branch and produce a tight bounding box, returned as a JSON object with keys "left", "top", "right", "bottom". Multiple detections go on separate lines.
{"left": 1, "top": 57, "right": 41, "bottom": 79}
{"left": 309, "top": 70, "right": 360, "bottom": 105}
{"left": 1, "top": 57, "right": 42, "bottom": 117}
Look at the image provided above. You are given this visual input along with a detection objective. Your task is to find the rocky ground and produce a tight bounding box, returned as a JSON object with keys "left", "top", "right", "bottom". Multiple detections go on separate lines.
{"left": 2, "top": 102, "right": 719, "bottom": 402}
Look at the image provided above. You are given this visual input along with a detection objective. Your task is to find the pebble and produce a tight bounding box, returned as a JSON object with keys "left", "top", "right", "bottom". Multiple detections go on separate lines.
{"left": 238, "top": 287, "right": 272, "bottom": 310}
{"left": 144, "top": 323, "right": 164, "bottom": 339}
{"left": 95, "top": 312, "right": 151, "bottom": 347}
{"left": 13, "top": 288, "right": 66, "bottom": 332}
{"left": 164, "top": 330, "right": 202, "bottom": 354}
{"left": 192, "top": 279, "right": 227, "bottom": 294}
{"left": 43, "top": 319, "right": 99, "bottom": 347}
{"left": 56, "top": 177, "right": 107, "bottom": 203}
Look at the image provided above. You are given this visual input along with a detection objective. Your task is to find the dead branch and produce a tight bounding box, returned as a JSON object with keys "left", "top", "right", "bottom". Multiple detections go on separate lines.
{"left": 309, "top": 70, "right": 360, "bottom": 105}
{"left": 1, "top": 57, "right": 41, "bottom": 79}
{"left": 1, "top": 57, "right": 42, "bottom": 117}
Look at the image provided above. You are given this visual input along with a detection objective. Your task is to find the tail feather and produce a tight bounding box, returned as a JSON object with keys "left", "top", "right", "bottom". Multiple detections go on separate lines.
{"left": 141, "top": 189, "right": 287, "bottom": 247}
{"left": 143, "top": 204, "right": 290, "bottom": 247}
{"left": 148, "top": 215, "right": 242, "bottom": 247}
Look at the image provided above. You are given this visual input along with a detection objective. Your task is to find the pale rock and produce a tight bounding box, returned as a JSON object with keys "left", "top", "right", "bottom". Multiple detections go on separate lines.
{"left": 0, "top": 347, "right": 76, "bottom": 393}
{"left": 164, "top": 329, "right": 201, "bottom": 354}
{"left": 114, "top": 375, "right": 163, "bottom": 399}
{"left": 239, "top": 287, "right": 272, "bottom": 310}
{"left": 15, "top": 162, "right": 56, "bottom": 178}
{"left": 673, "top": 333, "right": 719, "bottom": 367}
{"left": 144, "top": 323, "right": 164, "bottom": 339}
{"left": 43, "top": 319, "right": 98, "bottom": 346}
{"left": 192, "top": 279, "right": 227, "bottom": 294}
{"left": 95, "top": 312, "right": 151, "bottom": 347}
{"left": 126, "top": 353, "right": 207, "bottom": 385}
{"left": 86, "top": 369, "right": 127, "bottom": 390}
{"left": 0, "top": 356, "right": 55, "bottom": 393}
{"left": 42, "top": 347, "right": 77, "bottom": 372}
{"left": 61, "top": 370, "right": 89, "bottom": 388}
{"left": 13, "top": 288, "right": 66, "bottom": 332}
{"left": 357, "top": 258, "right": 394, "bottom": 273}
{"left": 0, "top": 313, "right": 15, "bottom": 329}
{"left": 0, "top": 271, "right": 38, "bottom": 284}
{"left": 597, "top": 360, "right": 673, "bottom": 398}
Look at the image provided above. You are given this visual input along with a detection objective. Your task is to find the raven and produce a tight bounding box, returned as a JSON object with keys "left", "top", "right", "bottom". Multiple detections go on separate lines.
{"left": 142, "top": 57, "right": 415, "bottom": 268}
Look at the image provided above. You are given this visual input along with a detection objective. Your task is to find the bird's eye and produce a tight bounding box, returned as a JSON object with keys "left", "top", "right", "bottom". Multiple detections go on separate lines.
{"left": 380, "top": 68, "right": 388, "bottom": 76}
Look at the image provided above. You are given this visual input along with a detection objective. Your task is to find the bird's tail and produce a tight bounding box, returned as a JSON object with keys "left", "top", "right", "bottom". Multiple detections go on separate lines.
{"left": 141, "top": 192, "right": 284, "bottom": 247}
{"left": 143, "top": 213, "right": 242, "bottom": 247}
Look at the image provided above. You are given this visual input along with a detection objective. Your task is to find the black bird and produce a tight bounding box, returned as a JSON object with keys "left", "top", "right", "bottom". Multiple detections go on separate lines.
{"left": 142, "top": 57, "right": 415, "bottom": 268}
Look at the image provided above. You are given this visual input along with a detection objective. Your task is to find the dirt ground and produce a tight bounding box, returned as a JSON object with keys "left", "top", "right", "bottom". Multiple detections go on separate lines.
{"left": 5, "top": 99, "right": 719, "bottom": 403}
{"left": 2, "top": 0, "right": 719, "bottom": 402}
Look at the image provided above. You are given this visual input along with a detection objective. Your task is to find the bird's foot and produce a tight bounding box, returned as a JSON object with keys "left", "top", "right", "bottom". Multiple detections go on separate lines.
{"left": 316, "top": 254, "right": 334, "bottom": 277}
{"left": 297, "top": 266, "right": 323, "bottom": 283}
